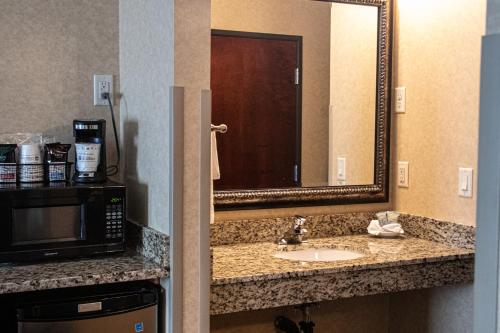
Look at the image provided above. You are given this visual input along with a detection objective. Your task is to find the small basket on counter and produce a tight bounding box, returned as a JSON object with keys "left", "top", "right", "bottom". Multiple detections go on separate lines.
{"left": 0, "top": 163, "right": 73, "bottom": 184}
{"left": 18, "top": 163, "right": 45, "bottom": 183}
{"left": 0, "top": 163, "right": 17, "bottom": 183}
{"left": 46, "top": 162, "right": 73, "bottom": 182}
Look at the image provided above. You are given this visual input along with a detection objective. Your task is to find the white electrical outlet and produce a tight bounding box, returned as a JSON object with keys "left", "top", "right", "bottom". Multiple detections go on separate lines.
{"left": 458, "top": 168, "right": 473, "bottom": 198}
{"left": 93, "top": 74, "right": 113, "bottom": 106}
{"left": 395, "top": 87, "right": 406, "bottom": 113}
{"left": 337, "top": 157, "right": 346, "bottom": 181}
{"left": 398, "top": 161, "right": 409, "bottom": 187}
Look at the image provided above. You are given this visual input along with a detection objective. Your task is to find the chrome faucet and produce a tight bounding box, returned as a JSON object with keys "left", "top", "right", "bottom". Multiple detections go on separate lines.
{"left": 278, "top": 215, "right": 308, "bottom": 245}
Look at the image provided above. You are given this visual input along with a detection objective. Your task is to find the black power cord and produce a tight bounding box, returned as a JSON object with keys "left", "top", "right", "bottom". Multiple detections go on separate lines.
{"left": 103, "top": 92, "right": 120, "bottom": 177}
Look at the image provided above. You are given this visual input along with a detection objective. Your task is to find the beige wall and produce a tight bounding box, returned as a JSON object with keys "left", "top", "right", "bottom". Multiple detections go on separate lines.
{"left": 0, "top": 0, "right": 119, "bottom": 166}
{"left": 329, "top": 3, "right": 377, "bottom": 185}
{"left": 121, "top": 0, "right": 212, "bottom": 331}
{"left": 175, "top": 0, "right": 212, "bottom": 332}
{"left": 211, "top": 0, "right": 331, "bottom": 187}
{"left": 120, "top": 0, "right": 174, "bottom": 234}
{"left": 393, "top": 0, "right": 486, "bottom": 226}
{"left": 388, "top": 1, "right": 484, "bottom": 332}
{"left": 389, "top": 285, "right": 473, "bottom": 333}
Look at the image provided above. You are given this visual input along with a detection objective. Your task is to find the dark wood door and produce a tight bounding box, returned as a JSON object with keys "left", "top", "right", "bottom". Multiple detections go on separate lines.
{"left": 211, "top": 31, "right": 301, "bottom": 190}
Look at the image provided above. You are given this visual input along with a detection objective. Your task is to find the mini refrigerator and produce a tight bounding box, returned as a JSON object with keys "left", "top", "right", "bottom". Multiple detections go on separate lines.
{"left": 16, "top": 283, "right": 159, "bottom": 333}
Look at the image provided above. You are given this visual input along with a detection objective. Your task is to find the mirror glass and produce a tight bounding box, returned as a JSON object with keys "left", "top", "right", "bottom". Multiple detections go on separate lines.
{"left": 211, "top": 0, "right": 379, "bottom": 191}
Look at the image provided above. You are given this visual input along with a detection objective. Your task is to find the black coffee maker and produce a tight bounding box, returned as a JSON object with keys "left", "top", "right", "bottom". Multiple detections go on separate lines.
{"left": 73, "top": 119, "right": 107, "bottom": 183}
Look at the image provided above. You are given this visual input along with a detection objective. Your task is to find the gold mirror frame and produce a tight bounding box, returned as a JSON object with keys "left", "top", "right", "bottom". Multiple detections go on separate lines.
{"left": 214, "top": 0, "right": 392, "bottom": 209}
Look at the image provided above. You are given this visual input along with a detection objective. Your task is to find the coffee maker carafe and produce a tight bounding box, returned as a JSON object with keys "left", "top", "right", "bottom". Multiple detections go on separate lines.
{"left": 73, "top": 119, "right": 107, "bottom": 183}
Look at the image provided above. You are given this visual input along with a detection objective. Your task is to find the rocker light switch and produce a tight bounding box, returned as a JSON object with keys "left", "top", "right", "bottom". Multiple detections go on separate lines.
{"left": 458, "top": 168, "right": 473, "bottom": 198}
{"left": 337, "top": 157, "right": 346, "bottom": 181}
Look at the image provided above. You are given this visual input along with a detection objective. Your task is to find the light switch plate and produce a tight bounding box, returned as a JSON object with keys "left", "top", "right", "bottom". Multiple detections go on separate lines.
{"left": 395, "top": 87, "right": 406, "bottom": 113}
{"left": 93, "top": 74, "right": 113, "bottom": 106}
{"left": 337, "top": 157, "right": 346, "bottom": 181}
{"left": 458, "top": 168, "right": 473, "bottom": 198}
{"left": 398, "top": 161, "right": 409, "bottom": 187}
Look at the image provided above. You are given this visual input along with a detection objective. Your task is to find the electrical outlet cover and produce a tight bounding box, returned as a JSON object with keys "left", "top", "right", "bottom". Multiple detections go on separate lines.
{"left": 93, "top": 74, "right": 113, "bottom": 106}
{"left": 395, "top": 87, "right": 406, "bottom": 113}
{"left": 398, "top": 161, "right": 409, "bottom": 188}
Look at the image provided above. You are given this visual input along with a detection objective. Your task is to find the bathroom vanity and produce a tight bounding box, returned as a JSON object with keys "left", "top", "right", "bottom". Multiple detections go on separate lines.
{"left": 210, "top": 214, "right": 474, "bottom": 315}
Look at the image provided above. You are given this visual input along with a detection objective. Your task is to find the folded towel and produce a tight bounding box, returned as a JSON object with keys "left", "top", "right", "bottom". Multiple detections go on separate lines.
{"left": 367, "top": 220, "right": 404, "bottom": 237}
{"left": 211, "top": 131, "right": 220, "bottom": 180}
{"left": 210, "top": 131, "right": 220, "bottom": 224}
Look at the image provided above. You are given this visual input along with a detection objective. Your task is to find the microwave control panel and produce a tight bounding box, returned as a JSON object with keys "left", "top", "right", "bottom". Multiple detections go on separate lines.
{"left": 105, "top": 199, "right": 124, "bottom": 240}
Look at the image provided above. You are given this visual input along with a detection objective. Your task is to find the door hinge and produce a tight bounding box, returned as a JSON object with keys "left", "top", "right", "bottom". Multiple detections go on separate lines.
{"left": 294, "top": 164, "right": 299, "bottom": 183}
{"left": 294, "top": 68, "right": 300, "bottom": 85}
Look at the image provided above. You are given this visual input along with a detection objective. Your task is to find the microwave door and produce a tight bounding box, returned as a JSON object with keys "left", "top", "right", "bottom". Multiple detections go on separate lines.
{"left": 11, "top": 205, "right": 86, "bottom": 246}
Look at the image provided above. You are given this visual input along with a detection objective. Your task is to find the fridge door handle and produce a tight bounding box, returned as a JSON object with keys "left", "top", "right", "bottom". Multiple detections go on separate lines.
{"left": 78, "top": 302, "right": 102, "bottom": 313}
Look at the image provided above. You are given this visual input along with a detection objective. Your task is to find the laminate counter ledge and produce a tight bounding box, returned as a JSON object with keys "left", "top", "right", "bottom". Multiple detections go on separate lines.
{"left": 0, "top": 251, "right": 168, "bottom": 294}
{"left": 211, "top": 235, "right": 474, "bottom": 315}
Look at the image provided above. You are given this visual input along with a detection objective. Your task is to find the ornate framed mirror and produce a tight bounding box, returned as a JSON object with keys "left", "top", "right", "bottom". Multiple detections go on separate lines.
{"left": 211, "top": 0, "right": 392, "bottom": 209}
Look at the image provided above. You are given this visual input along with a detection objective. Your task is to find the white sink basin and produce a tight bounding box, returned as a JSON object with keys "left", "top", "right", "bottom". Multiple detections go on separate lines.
{"left": 273, "top": 248, "right": 364, "bottom": 262}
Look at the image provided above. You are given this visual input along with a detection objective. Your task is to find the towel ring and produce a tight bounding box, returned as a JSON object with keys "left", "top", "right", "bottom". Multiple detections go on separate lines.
{"left": 211, "top": 124, "right": 228, "bottom": 133}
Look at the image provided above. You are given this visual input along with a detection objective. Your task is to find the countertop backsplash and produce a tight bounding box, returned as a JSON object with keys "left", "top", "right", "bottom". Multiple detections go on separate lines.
{"left": 210, "top": 212, "right": 475, "bottom": 249}
{"left": 126, "top": 221, "right": 170, "bottom": 268}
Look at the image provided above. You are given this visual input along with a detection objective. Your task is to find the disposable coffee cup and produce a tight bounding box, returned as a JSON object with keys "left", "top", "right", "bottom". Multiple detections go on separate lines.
{"left": 19, "top": 144, "right": 42, "bottom": 164}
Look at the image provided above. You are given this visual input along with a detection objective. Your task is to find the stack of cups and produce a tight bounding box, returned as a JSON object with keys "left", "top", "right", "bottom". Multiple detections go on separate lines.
{"left": 18, "top": 144, "right": 44, "bottom": 183}
{"left": 375, "top": 211, "right": 400, "bottom": 226}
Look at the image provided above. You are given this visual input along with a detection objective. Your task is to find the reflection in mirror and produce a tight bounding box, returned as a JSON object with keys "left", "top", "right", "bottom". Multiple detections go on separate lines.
{"left": 211, "top": 0, "right": 379, "bottom": 192}
{"left": 329, "top": 3, "right": 378, "bottom": 186}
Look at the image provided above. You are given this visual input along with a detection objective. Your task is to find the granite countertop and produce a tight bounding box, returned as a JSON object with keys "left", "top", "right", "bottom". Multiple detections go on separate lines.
{"left": 212, "top": 235, "right": 473, "bottom": 285}
{"left": 211, "top": 235, "right": 474, "bottom": 314}
{"left": 0, "top": 251, "right": 168, "bottom": 294}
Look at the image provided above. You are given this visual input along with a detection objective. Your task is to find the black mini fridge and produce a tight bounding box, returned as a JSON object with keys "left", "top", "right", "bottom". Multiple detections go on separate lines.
{"left": 16, "top": 283, "right": 159, "bottom": 333}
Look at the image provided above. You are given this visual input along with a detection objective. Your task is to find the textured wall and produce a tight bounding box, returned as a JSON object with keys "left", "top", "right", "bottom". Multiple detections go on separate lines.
{"left": 174, "top": 0, "right": 212, "bottom": 332}
{"left": 393, "top": 0, "right": 486, "bottom": 226}
{"left": 119, "top": 0, "right": 174, "bottom": 234}
{"left": 389, "top": 285, "right": 473, "bottom": 333}
{"left": 329, "top": 3, "right": 377, "bottom": 185}
{"left": 211, "top": 0, "right": 332, "bottom": 187}
{"left": 211, "top": 295, "right": 390, "bottom": 333}
{"left": 389, "top": 1, "right": 482, "bottom": 331}
{"left": 0, "top": 0, "right": 119, "bottom": 166}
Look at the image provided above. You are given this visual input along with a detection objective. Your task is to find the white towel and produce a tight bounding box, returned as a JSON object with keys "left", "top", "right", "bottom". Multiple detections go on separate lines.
{"left": 211, "top": 131, "right": 221, "bottom": 224}
{"left": 210, "top": 181, "right": 215, "bottom": 224}
{"left": 211, "top": 132, "right": 220, "bottom": 180}
{"left": 367, "top": 220, "right": 404, "bottom": 237}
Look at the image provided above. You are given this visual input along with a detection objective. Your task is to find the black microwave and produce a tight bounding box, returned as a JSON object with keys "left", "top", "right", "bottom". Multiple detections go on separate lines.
{"left": 0, "top": 182, "right": 125, "bottom": 262}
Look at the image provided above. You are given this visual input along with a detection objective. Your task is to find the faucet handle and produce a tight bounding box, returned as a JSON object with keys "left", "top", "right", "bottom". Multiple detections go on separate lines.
{"left": 294, "top": 215, "right": 306, "bottom": 227}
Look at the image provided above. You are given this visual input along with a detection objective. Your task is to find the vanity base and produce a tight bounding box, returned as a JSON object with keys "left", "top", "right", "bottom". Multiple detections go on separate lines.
{"left": 211, "top": 258, "right": 473, "bottom": 315}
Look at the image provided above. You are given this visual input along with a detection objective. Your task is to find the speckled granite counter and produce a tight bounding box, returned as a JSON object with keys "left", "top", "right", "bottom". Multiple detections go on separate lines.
{"left": 211, "top": 235, "right": 474, "bottom": 315}
{"left": 0, "top": 251, "right": 168, "bottom": 294}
